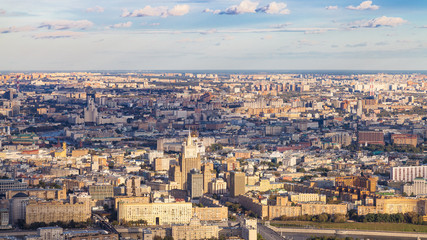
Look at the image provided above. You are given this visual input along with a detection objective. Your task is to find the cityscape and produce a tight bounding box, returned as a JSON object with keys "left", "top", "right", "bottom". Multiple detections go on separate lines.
{"left": 1, "top": 0, "right": 427, "bottom": 240}
{"left": 0, "top": 71, "right": 425, "bottom": 240}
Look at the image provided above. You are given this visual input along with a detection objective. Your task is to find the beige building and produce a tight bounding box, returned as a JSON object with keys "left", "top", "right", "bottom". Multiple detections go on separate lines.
{"left": 179, "top": 133, "right": 201, "bottom": 190}
{"left": 242, "top": 219, "right": 257, "bottom": 240}
{"left": 230, "top": 172, "right": 246, "bottom": 197}
{"left": 114, "top": 196, "right": 150, "bottom": 210}
{"left": 208, "top": 178, "right": 227, "bottom": 195}
{"left": 192, "top": 206, "right": 228, "bottom": 222}
{"left": 301, "top": 204, "right": 347, "bottom": 216}
{"left": 118, "top": 202, "right": 193, "bottom": 225}
{"left": 357, "top": 198, "right": 423, "bottom": 215}
{"left": 6, "top": 188, "right": 66, "bottom": 200}
{"left": 290, "top": 193, "right": 327, "bottom": 203}
{"left": 63, "top": 179, "right": 85, "bottom": 191}
{"left": 89, "top": 185, "right": 114, "bottom": 201}
{"left": 25, "top": 200, "right": 91, "bottom": 224}
{"left": 171, "top": 216, "right": 219, "bottom": 240}
{"left": 239, "top": 194, "right": 347, "bottom": 220}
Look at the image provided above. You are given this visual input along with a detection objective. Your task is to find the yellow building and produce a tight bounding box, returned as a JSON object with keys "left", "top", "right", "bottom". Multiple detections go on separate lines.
{"left": 268, "top": 205, "right": 301, "bottom": 219}
{"left": 290, "top": 193, "right": 327, "bottom": 203}
{"left": 54, "top": 142, "right": 67, "bottom": 158}
{"left": 118, "top": 202, "right": 193, "bottom": 225}
{"left": 114, "top": 196, "right": 150, "bottom": 210}
{"left": 25, "top": 200, "right": 91, "bottom": 224}
{"left": 301, "top": 204, "right": 347, "bottom": 216}
{"left": 192, "top": 206, "right": 228, "bottom": 222}
{"left": 171, "top": 216, "right": 219, "bottom": 240}
{"left": 358, "top": 198, "right": 423, "bottom": 215}
{"left": 6, "top": 188, "right": 66, "bottom": 200}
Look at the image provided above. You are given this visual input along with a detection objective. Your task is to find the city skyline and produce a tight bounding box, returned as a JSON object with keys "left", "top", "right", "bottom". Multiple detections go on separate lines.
{"left": 1, "top": 0, "right": 426, "bottom": 71}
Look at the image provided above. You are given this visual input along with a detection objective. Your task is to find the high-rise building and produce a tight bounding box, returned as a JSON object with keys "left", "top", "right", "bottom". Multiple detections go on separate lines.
{"left": 230, "top": 171, "right": 245, "bottom": 197}
{"left": 188, "top": 169, "right": 203, "bottom": 199}
{"left": 84, "top": 97, "right": 98, "bottom": 124}
{"left": 356, "top": 100, "right": 363, "bottom": 117}
{"left": 202, "top": 163, "right": 215, "bottom": 193}
{"left": 179, "top": 132, "right": 201, "bottom": 190}
{"left": 208, "top": 178, "right": 227, "bottom": 195}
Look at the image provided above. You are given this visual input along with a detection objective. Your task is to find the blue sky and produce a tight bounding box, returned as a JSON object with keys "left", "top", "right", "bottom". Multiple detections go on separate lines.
{"left": 0, "top": 0, "right": 426, "bottom": 71}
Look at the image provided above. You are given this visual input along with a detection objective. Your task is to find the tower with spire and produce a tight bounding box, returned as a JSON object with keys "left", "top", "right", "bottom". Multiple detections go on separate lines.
{"left": 178, "top": 130, "right": 201, "bottom": 190}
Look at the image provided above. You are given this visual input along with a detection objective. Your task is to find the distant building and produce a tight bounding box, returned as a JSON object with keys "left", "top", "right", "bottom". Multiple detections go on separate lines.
{"left": 89, "top": 185, "right": 114, "bottom": 201}
{"left": 188, "top": 169, "right": 203, "bottom": 199}
{"left": 230, "top": 172, "right": 245, "bottom": 198}
{"left": 335, "top": 176, "right": 377, "bottom": 192}
{"left": 0, "top": 208, "right": 11, "bottom": 229}
{"left": 391, "top": 134, "right": 417, "bottom": 147}
{"left": 391, "top": 166, "right": 427, "bottom": 182}
{"left": 358, "top": 131, "right": 384, "bottom": 145}
{"left": 171, "top": 215, "right": 219, "bottom": 240}
{"left": 403, "top": 178, "right": 427, "bottom": 196}
{"left": 289, "top": 193, "right": 326, "bottom": 203}
{"left": 84, "top": 96, "right": 98, "bottom": 124}
{"left": 118, "top": 202, "right": 193, "bottom": 225}
{"left": 0, "top": 179, "right": 28, "bottom": 194}
{"left": 241, "top": 219, "right": 257, "bottom": 240}
{"left": 38, "top": 227, "right": 63, "bottom": 240}
{"left": 9, "top": 192, "right": 29, "bottom": 225}
{"left": 25, "top": 200, "right": 91, "bottom": 225}
{"left": 208, "top": 178, "right": 227, "bottom": 195}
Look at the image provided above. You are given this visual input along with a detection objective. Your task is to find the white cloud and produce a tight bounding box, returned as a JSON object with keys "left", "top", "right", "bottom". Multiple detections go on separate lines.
{"left": 33, "top": 31, "right": 84, "bottom": 39}
{"left": 86, "top": 6, "right": 104, "bottom": 13}
{"left": 349, "top": 16, "right": 407, "bottom": 28}
{"left": 121, "top": 8, "right": 131, "bottom": 17}
{"left": 206, "top": 1, "right": 290, "bottom": 15}
{"left": 39, "top": 20, "right": 93, "bottom": 30}
{"left": 109, "top": 21, "right": 132, "bottom": 29}
{"left": 220, "top": 0, "right": 258, "bottom": 15}
{"left": 122, "top": 4, "right": 190, "bottom": 18}
{"left": 325, "top": 6, "right": 338, "bottom": 10}
{"left": 0, "top": 9, "right": 6, "bottom": 15}
{"left": 203, "top": 8, "right": 221, "bottom": 14}
{"left": 168, "top": 4, "right": 190, "bottom": 16}
{"left": 0, "top": 25, "right": 36, "bottom": 34}
{"left": 256, "top": 2, "right": 290, "bottom": 14}
{"left": 347, "top": 1, "right": 379, "bottom": 10}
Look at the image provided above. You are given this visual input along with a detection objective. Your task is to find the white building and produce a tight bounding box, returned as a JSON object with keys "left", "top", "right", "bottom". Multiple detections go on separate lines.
{"left": 403, "top": 178, "right": 427, "bottom": 196}
{"left": 391, "top": 166, "right": 427, "bottom": 182}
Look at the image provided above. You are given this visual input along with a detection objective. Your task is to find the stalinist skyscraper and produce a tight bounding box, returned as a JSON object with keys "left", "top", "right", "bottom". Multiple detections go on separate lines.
{"left": 179, "top": 132, "right": 201, "bottom": 190}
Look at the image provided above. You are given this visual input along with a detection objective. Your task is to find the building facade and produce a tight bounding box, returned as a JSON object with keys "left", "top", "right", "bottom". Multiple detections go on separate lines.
{"left": 230, "top": 172, "right": 245, "bottom": 197}
{"left": 118, "top": 202, "right": 193, "bottom": 225}
{"left": 25, "top": 200, "right": 91, "bottom": 224}
{"left": 391, "top": 166, "right": 427, "bottom": 182}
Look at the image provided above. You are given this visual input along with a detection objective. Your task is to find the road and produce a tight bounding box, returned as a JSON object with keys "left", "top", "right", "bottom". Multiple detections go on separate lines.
{"left": 92, "top": 213, "right": 119, "bottom": 234}
{"left": 258, "top": 223, "right": 284, "bottom": 240}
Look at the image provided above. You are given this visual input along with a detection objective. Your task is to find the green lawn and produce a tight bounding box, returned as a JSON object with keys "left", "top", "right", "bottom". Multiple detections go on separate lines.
{"left": 270, "top": 221, "right": 427, "bottom": 233}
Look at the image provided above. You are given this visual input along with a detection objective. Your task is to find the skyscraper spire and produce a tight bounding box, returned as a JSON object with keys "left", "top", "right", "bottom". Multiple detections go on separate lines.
{"left": 187, "top": 128, "right": 192, "bottom": 146}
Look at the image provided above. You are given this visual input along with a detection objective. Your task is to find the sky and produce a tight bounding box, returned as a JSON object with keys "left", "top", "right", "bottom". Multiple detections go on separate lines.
{"left": 0, "top": 0, "right": 426, "bottom": 71}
